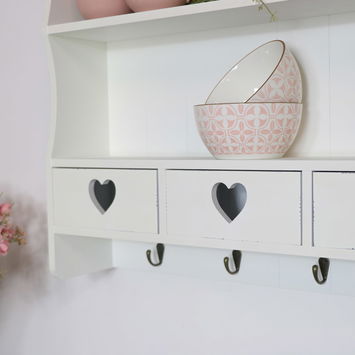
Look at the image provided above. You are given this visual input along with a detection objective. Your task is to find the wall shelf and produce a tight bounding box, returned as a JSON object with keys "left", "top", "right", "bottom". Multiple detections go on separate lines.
{"left": 47, "top": 0, "right": 355, "bottom": 42}
{"left": 47, "top": 0, "right": 355, "bottom": 278}
{"left": 51, "top": 157, "right": 355, "bottom": 170}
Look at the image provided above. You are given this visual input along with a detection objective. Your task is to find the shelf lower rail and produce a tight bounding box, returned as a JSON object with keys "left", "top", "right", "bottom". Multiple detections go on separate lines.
{"left": 52, "top": 226, "right": 355, "bottom": 261}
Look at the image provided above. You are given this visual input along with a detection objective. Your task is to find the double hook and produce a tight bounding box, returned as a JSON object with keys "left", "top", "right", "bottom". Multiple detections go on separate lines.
{"left": 146, "top": 243, "right": 165, "bottom": 266}
{"left": 312, "top": 257, "right": 330, "bottom": 285}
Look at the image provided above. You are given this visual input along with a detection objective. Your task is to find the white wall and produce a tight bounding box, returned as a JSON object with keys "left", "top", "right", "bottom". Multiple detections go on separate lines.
{"left": 2, "top": 1, "right": 355, "bottom": 355}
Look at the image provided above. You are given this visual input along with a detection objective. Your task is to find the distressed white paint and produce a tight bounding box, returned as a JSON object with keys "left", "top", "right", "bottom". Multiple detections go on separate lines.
{"left": 166, "top": 170, "right": 301, "bottom": 245}
{"left": 313, "top": 172, "right": 355, "bottom": 249}
{"left": 46, "top": 0, "right": 355, "bottom": 279}
{"left": 49, "top": 36, "right": 109, "bottom": 158}
{"left": 52, "top": 168, "right": 158, "bottom": 233}
{"left": 48, "top": 12, "right": 355, "bottom": 160}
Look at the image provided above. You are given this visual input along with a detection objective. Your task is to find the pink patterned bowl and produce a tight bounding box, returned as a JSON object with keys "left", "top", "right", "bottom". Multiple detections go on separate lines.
{"left": 76, "top": 0, "right": 131, "bottom": 19}
{"left": 194, "top": 103, "right": 302, "bottom": 159}
{"left": 206, "top": 40, "right": 302, "bottom": 104}
{"left": 125, "top": 0, "right": 186, "bottom": 12}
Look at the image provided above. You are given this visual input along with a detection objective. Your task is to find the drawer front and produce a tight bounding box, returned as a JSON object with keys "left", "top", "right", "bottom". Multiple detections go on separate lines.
{"left": 166, "top": 170, "right": 301, "bottom": 245}
{"left": 313, "top": 172, "right": 355, "bottom": 249}
{"left": 52, "top": 168, "right": 158, "bottom": 233}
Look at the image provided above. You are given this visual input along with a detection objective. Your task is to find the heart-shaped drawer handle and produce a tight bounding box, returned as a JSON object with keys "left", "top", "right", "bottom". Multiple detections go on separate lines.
{"left": 212, "top": 182, "right": 247, "bottom": 223}
{"left": 89, "top": 179, "right": 116, "bottom": 214}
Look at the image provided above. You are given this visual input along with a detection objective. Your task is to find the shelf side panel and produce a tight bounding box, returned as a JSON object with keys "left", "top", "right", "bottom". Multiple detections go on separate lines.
{"left": 50, "top": 36, "right": 109, "bottom": 158}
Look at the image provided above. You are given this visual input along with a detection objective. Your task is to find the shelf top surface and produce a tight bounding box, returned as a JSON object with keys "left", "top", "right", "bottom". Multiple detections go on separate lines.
{"left": 47, "top": 0, "right": 355, "bottom": 42}
{"left": 50, "top": 156, "right": 355, "bottom": 171}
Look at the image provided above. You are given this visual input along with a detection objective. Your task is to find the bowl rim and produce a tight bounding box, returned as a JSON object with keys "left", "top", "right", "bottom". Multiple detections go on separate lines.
{"left": 205, "top": 39, "right": 286, "bottom": 105}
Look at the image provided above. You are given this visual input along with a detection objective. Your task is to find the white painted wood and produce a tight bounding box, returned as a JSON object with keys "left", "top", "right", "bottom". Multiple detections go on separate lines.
{"left": 47, "top": 159, "right": 355, "bottom": 261}
{"left": 50, "top": 157, "right": 355, "bottom": 172}
{"left": 52, "top": 234, "right": 114, "bottom": 278}
{"left": 329, "top": 12, "right": 355, "bottom": 156}
{"left": 52, "top": 168, "right": 158, "bottom": 233}
{"left": 107, "top": 25, "right": 277, "bottom": 157}
{"left": 48, "top": 14, "right": 355, "bottom": 160}
{"left": 313, "top": 172, "right": 355, "bottom": 249}
{"left": 276, "top": 16, "right": 330, "bottom": 157}
{"left": 49, "top": 36, "right": 109, "bottom": 158}
{"left": 47, "top": 0, "right": 283, "bottom": 39}
{"left": 301, "top": 169, "right": 313, "bottom": 248}
{"left": 52, "top": 225, "right": 355, "bottom": 261}
{"left": 46, "top": 0, "right": 355, "bottom": 42}
{"left": 46, "top": 0, "right": 355, "bottom": 276}
{"left": 166, "top": 170, "right": 301, "bottom": 245}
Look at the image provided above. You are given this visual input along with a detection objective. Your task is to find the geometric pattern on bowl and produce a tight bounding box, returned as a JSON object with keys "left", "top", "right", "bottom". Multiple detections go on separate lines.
{"left": 249, "top": 47, "right": 302, "bottom": 103}
{"left": 194, "top": 103, "right": 302, "bottom": 159}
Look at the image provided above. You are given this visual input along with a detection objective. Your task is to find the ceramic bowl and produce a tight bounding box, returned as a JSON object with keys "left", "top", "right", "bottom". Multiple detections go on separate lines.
{"left": 194, "top": 102, "right": 302, "bottom": 159}
{"left": 76, "top": 0, "right": 131, "bottom": 19}
{"left": 125, "top": 0, "right": 186, "bottom": 12}
{"left": 206, "top": 40, "right": 302, "bottom": 104}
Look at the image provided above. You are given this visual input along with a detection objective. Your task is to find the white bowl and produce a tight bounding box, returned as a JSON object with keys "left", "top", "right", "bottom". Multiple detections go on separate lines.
{"left": 194, "top": 102, "right": 302, "bottom": 159}
{"left": 206, "top": 40, "right": 302, "bottom": 104}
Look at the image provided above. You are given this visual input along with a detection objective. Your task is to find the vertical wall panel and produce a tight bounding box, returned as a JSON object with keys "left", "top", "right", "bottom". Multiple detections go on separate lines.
{"left": 329, "top": 13, "right": 355, "bottom": 156}
{"left": 277, "top": 16, "right": 330, "bottom": 157}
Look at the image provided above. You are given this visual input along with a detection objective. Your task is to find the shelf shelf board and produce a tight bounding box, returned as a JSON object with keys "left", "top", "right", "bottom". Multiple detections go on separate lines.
{"left": 47, "top": 0, "right": 355, "bottom": 42}
{"left": 51, "top": 156, "right": 355, "bottom": 170}
{"left": 53, "top": 226, "right": 355, "bottom": 261}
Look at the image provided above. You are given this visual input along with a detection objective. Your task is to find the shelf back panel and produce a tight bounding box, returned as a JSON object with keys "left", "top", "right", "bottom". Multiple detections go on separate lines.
{"left": 50, "top": 36, "right": 110, "bottom": 158}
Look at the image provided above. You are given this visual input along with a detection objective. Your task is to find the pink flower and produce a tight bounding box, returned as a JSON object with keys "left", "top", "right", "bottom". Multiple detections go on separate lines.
{"left": 0, "top": 197, "right": 25, "bottom": 259}
{"left": 1, "top": 227, "right": 15, "bottom": 240}
{"left": 0, "top": 239, "right": 9, "bottom": 255}
{"left": 0, "top": 203, "right": 12, "bottom": 216}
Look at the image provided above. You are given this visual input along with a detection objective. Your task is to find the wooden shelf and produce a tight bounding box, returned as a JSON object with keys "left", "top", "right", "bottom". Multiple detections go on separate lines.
{"left": 47, "top": 0, "right": 355, "bottom": 42}
{"left": 53, "top": 221, "right": 355, "bottom": 262}
{"left": 47, "top": 0, "right": 355, "bottom": 277}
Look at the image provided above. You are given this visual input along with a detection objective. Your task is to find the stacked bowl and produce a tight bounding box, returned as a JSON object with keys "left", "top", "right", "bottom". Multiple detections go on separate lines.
{"left": 194, "top": 40, "right": 303, "bottom": 159}
{"left": 76, "top": 0, "right": 186, "bottom": 19}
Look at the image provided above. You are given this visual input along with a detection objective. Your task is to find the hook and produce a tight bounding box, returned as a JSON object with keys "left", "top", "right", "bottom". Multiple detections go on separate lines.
{"left": 224, "top": 250, "right": 242, "bottom": 275}
{"left": 146, "top": 243, "right": 164, "bottom": 266}
{"left": 312, "top": 257, "right": 330, "bottom": 285}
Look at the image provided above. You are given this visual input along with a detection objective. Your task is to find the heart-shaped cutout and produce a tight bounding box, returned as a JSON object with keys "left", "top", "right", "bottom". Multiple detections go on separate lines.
{"left": 212, "top": 182, "right": 247, "bottom": 223}
{"left": 89, "top": 179, "right": 116, "bottom": 214}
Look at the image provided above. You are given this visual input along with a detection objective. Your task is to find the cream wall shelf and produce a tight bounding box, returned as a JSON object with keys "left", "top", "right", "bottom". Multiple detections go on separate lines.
{"left": 47, "top": 0, "right": 355, "bottom": 278}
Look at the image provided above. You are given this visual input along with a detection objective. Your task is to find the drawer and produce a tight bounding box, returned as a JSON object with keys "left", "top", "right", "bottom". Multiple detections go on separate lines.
{"left": 166, "top": 170, "right": 301, "bottom": 245}
{"left": 52, "top": 168, "right": 158, "bottom": 233}
{"left": 313, "top": 172, "right": 355, "bottom": 249}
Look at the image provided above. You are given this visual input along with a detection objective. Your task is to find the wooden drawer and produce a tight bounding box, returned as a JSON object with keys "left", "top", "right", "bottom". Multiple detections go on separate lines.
{"left": 52, "top": 168, "right": 158, "bottom": 233}
{"left": 166, "top": 170, "right": 301, "bottom": 245}
{"left": 313, "top": 172, "right": 355, "bottom": 249}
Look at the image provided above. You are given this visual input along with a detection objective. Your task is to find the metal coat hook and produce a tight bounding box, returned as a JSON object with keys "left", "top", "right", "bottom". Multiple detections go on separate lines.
{"left": 312, "top": 257, "right": 330, "bottom": 285}
{"left": 224, "top": 250, "right": 242, "bottom": 275}
{"left": 146, "top": 243, "right": 165, "bottom": 266}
